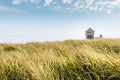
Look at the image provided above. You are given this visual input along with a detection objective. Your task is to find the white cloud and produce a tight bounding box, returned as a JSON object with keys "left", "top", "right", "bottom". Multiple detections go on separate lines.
{"left": 86, "top": 0, "right": 95, "bottom": 5}
{"left": 62, "top": 0, "right": 72, "bottom": 4}
{"left": 88, "top": 6, "right": 98, "bottom": 11}
{"left": 10, "top": 0, "right": 120, "bottom": 14}
{"left": 12, "top": 0, "right": 22, "bottom": 5}
{"left": 53, "top": 5, "right": 61, "bottom": 10}
{"left": 44, "top": 0, "right": 53, "bottom": 6}
{"left": 48, "top": 5, "right": 62, "bottom": 12}
{"left": 73, "top": 0, "right": 85, "bottom": 10}
{"left": 12, "top": 0, "right": 40, "bottom": 5}
{"left": 95, "top": 0, "right": 120, "bottom": 14}
{"left": 73, "top": 0, "right": 97, "bottom": 11}
{"left": 71, "top": 0, "right": 120, "bottom": 14}
{"left": 96, "top": 0, "right": 120, "bottom": 7}
{"left": 114, "top": 0, "right": 120, "bottom": 6}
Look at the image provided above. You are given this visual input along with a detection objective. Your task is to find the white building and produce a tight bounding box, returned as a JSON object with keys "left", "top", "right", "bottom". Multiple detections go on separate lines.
{"left": 85, "top": 28, "right": 95, "bottom": 39}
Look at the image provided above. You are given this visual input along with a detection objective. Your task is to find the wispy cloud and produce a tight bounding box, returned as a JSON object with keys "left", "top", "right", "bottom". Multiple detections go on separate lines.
{"left": 95, "top": 0, "right": 120, "bottom": 14}
{"left": 12, "top": 0, "right": 22, "bottom": 5}
{"left": 10, "top": 0, "right": 120, "bottom": 14}
{"left": 96, "top": 0, "right": 120, "bottom": 6}
{"left": 12, "top": 0, "right": 40, "bottom": 5}
{"left": 44, "top": 0, "right": 53, "bottom": 6}
{"left": 72, "top": 0, "right": 85, "bottom": 10}
{"left": 72, "top": 0, "right": 120, "bottom": 14}
{"left": 86, "top": 0, "right": 95, "bottom": 5}
{"left": 61, "top": 0, "right": 73, "bottom": 4}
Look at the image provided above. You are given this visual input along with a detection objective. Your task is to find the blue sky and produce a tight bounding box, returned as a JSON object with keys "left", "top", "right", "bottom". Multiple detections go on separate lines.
{"left": 0, "top": 0, "right": 120, "bottom": 43}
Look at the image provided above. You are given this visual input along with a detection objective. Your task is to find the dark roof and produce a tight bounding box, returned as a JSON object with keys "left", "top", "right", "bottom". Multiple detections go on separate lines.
{"left": 85, "top": 28, "right": 95, "bottom": 32}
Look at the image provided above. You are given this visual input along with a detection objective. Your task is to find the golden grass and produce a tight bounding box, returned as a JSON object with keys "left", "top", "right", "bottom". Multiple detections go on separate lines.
{"left": 0, "top": 39, "right": 120, "bottom": 80}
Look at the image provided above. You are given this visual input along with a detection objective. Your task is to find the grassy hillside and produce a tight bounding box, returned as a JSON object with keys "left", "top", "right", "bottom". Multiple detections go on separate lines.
{"left": 0, "top": 39, "right": 120, "bottom": 80}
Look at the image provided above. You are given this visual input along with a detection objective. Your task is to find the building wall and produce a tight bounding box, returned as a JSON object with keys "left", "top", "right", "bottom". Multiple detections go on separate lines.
{"left": 85, "top": 31, "right": 94, "bottom": 36}
{"left": 85, "top": 31, "right": 94, "bottom": 39}
{"left": 86, "top": 35, "right": 94, "bottom": 39}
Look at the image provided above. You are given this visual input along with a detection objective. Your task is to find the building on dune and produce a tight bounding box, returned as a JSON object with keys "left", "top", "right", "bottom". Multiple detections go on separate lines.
{"left": 85, "top": 28, "right": 95, "bottom": 39}
{"left": 85, "top": 28, "right": 103, "bottom": 39}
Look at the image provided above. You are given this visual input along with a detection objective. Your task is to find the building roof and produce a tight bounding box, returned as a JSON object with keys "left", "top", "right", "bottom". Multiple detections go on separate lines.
{"left": 85, "top": 28, "right": 95, "bottom": 32}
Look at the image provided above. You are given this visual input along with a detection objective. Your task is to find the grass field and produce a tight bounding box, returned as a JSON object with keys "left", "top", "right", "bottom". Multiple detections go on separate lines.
{"left": 0, "top": 39, "right": 120, "bottom": 80}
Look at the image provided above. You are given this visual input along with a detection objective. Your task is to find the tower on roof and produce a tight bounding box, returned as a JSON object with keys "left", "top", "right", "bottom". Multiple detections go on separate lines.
{"left": 85, "top": 28, "right": 95, "bottom": 39}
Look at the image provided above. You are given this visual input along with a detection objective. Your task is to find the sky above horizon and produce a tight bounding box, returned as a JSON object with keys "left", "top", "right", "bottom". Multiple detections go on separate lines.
{"left": 0, "top": 0, "right": 120, "bottom": 43}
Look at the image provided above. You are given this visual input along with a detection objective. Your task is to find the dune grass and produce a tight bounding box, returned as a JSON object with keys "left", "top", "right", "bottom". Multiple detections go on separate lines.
{"left": 0, "top": 39, "right": 120, "bottom": 80}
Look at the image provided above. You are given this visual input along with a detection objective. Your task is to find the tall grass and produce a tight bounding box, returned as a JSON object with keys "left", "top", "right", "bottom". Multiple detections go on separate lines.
{"left": 0, "top": 39, "right": 120, "bottom": 80}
